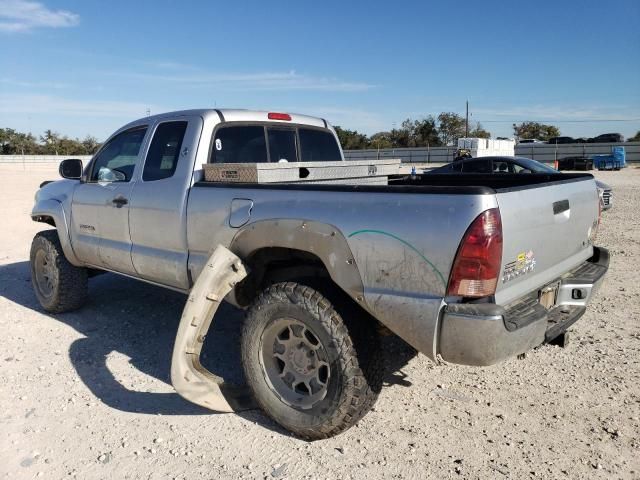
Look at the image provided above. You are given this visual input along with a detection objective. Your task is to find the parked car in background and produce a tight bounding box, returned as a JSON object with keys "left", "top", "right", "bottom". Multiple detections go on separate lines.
{"left": 547, "top": 136, "right": 576, "bottom": 144}
{"left": 588, "top": 133, "right": 625, "bottom": 143}
{"left": 427, "top": 156, "right": 613, "bottom": 211}
{"left": 518, "top": 139, "right": 544, "bottom": 144}
{"left": 557, "top": 156, "right": 594, "bottom": 171}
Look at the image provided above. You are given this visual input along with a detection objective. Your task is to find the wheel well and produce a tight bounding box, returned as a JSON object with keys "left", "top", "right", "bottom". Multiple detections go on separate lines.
{"left": 32, "top": 215, "right": 55, "bottom": 227}
{"left": 234, "top": 247, "right": 330, "bottom": 306}
{"left": 234, "top": 247, "right": 389, "bottom": 336}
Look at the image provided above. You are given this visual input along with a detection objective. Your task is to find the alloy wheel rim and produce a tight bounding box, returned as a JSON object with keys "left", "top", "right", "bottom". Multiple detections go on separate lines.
{"left": 34, "top": 246, "right": 57, "bottom": 299}
{"left": 259, "top": 318, "right": 330, "bottom": 410}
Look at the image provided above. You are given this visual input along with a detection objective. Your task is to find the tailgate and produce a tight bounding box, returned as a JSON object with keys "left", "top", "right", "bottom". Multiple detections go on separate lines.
{"left": 494, "top": 177, "right": 599, "bottom": 305}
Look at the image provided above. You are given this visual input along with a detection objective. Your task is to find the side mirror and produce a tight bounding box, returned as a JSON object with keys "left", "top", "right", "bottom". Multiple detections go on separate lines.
{"left": 59, "top": 159, "right": 83, "bottom": 179}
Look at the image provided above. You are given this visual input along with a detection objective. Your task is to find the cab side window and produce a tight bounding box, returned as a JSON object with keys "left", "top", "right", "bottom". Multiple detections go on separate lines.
{"left": 90, "top": 127, "right": 147, "bottom": 182}
{"left": 143, "top": 121, "right": 188, "bottom": 181}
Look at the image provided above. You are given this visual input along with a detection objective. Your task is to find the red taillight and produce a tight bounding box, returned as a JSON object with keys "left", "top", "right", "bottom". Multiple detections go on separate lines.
{"left": 447, "top": 208, "right": 503, "bottom": 298}
{"left": 268, "top": 112, "right": 291, "bottom": 121}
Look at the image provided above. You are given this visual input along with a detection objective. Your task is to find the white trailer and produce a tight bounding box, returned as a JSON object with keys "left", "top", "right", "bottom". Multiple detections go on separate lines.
{"left": 457, "top": 137, "right": 515, "bottom": 157}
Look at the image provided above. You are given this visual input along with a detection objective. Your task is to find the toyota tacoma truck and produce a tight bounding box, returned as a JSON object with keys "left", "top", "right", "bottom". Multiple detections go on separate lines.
{"left": 30, "top": 109, "right": 609, "bottom": 439}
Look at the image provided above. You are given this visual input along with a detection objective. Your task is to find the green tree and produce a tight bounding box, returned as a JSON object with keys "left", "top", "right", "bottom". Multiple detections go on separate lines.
{"left": 388, "top": 126, "right": 410, "bottom": 148}
{"left": 469, "top": 122, "right": 491, "bottom": 139}
{"left": 0, "top": 128, "right": 18, "bottom": 154}
{"left": 0, "top": 127, "right": 98, "bottom": 155}
{"left": 628, "top": 130, "right": 640, "bottom": 142}
{"left": 512, "top": 122, "right": 560, "bottom": 141}
{"left": 368, "top": 132, "right": 393, "bottom": 149}
{"left": 0, "top": 128, "right": 40, "bottom": 154}
{"left": 40, "top": 129, "right": 61, "bottom": 154}
{"left": 14, "top": 131, "right": 40, "bottom": 154}
{"left": 57, "top": 136, "right": 82, "bottom": 155}
{"left": 412, "top": 116, "right": 441, "bottom": 146}
{"left": 399, "top": 117, "right": 441, "bottom": 147}
{"left": 334, "top": 126, "right": 369, "bottom": 150}
{"left": 437, "top": 112, "right": 466, "bottom": 145}
{"left": 81, "top": 135, "right": 101, "bottom": 154}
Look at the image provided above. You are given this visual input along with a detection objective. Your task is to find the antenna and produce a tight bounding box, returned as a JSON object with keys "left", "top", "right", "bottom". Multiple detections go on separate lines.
{"left": 146, "top": 108, "right": 151, "bottom": 117}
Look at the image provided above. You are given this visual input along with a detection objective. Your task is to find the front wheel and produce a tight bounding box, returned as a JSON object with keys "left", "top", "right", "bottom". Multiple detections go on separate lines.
{"left": 30, "top": 230, "right": 88, "bottom": 313}
{"left": 241, "top": 282, "right": 382, "bottom": 440}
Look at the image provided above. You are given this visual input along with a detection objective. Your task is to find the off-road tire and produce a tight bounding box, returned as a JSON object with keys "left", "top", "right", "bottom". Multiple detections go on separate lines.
{"left": 30, "top": 230, "right": 88, "bottom": 313}
{"left": 241, "top": 282, "right": 383, "bottom": 440}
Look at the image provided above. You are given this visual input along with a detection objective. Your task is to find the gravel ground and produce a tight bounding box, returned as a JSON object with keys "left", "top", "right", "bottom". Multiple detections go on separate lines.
{"left": 1, "top": 164, "right": 639, "bottom": 480}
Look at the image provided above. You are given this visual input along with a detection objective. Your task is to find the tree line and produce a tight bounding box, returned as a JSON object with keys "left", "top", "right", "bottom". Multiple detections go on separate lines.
{"left": 0, "top": 128, "right": 101, "bottom": 155}
{"left": 2, "top": 122, "right": 638, "bottom": 155}
{"left": 337, "top": 112, "right": 640, "bottom": 150}
{"left": 335, "top": 112, "right": 491, "bottom": 150}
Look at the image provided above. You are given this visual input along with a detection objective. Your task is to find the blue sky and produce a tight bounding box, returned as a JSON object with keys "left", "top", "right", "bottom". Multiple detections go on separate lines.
{"left": 0, "top": 0, "right": 639, "bottom": 141}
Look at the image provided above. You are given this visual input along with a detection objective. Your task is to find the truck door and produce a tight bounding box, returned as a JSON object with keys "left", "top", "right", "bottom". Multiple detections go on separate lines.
{"left": 70, "top": 126, "right": 148, "bottom": 274}
{"left": 128, "top": 116, "right": 202, "bottom": 289}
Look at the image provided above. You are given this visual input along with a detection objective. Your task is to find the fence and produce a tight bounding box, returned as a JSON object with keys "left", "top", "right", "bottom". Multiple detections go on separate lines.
{"left": 0, "top": 155, "right": 93, "bottom": 165}
{"left": 343, "top": 146, "right": 461, "bottom": 164}
{"left": 513, "top": 142, "right": 640, "bottom": 163}
{"left": 1, "top": 142, "right": 638, "bottom": 166}
{"left": 344, "top": 142, "right": 640, "bottom": 164}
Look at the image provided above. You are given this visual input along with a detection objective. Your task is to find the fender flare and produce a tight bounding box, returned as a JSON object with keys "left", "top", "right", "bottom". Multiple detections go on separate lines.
{"left": 31, "top": 198, "right": 82, "bottom": 266}
{"left": 229, "top": 219, "right": 366, "bottom": 306}
{"left": 171, "top": 245, "right": 254, "bottom": 412}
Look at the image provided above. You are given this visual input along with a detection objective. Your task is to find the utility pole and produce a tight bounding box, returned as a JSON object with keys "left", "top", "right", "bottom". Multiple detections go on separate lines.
{"left": 465, "top": 100, "right": 469, "bottom": 138}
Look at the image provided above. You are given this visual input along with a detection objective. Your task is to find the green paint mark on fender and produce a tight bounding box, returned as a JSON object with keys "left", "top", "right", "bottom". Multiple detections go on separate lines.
{"left": 347, "top": 229, "right": 447, "bottom": 288}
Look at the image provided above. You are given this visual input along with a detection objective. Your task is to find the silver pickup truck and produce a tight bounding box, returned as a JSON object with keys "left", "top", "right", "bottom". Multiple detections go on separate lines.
{"left": 30, "top": 109, "right": 609, "bottom": 439}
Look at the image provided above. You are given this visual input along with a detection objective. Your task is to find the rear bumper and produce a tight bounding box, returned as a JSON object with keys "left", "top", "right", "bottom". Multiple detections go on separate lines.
{"left": 438, "top": 247, "right": 609, "bottom": 366}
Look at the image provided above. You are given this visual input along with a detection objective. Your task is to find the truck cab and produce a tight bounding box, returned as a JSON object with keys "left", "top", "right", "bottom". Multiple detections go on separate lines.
{"left": 51, "top": 109, "right": 342, "bottom": 290}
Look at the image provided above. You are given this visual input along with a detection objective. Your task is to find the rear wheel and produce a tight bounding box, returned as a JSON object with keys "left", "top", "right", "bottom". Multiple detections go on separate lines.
{"left": 241, "top": 282, "right": 382, "bottom": 440}
{"left": 30, "top": 230, "right": 88, "bottom": 313}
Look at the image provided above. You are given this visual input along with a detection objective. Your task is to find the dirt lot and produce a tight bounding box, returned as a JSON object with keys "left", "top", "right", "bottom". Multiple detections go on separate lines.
{"left": 1, "top": 163, "right": 639, "bottom": 480}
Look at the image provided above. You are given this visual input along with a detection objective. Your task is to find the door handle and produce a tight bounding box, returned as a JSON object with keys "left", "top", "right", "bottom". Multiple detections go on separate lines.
{"left": 112, "top": 196, "right": 128, "bottom": 208}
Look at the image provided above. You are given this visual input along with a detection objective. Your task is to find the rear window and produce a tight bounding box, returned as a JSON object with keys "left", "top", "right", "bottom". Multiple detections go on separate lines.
{"left": 267, "top": 129, "right": 297, "bottom": 163}
{"left": 299, "top": 128, "right": 341, "bottom": 162}
{"left": 212, "top": 126, "right": 267, "bottom": 163}
{"left": 209, "top": 124, "right": 341, "bottom": 164}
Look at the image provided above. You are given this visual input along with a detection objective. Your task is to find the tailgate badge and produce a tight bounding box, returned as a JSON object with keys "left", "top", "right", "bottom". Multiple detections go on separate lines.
{"left": 502, "top": 250, "right": 536, "bottom": 283}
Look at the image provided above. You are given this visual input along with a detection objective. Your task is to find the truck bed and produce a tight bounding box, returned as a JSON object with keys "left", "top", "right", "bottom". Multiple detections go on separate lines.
{"left": 189, "top": 172, "right": 599, "bottom": 361}
{"left": 197, "top": 172, "right": 592, "bottom": 193}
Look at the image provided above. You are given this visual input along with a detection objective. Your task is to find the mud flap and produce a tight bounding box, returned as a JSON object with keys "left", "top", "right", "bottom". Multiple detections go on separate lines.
{"left": 170, "top": 245, "right": 255, "bottom": 412}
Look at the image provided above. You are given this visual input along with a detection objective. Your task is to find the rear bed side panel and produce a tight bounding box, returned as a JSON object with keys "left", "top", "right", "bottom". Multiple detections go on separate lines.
{"left": 494, "top": 178, "right": 599, "bottom": 305}
{"left": 186, "top": 185, "right": 497, "bottom": 360}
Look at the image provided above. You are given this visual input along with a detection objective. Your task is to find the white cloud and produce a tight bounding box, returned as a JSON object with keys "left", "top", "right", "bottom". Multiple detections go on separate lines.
{"left": 112, "top": 69, "right": 376, "bottom": 93}
{"left": 0, "top": 0, "right": 79, "bottom": 33}
{"left": 472, "top": 104, "right": 639, "bottom": 123}
{"left": 0, "top": 93, "right": 160, "bottom": 118}
{"left": 0, "top": 77, "right": 71, "bottom": 89}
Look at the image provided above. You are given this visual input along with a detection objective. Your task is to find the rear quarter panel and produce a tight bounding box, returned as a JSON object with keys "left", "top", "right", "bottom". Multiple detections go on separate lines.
{"left": 187, "top": 185, "right": 496, "bottom": 359}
